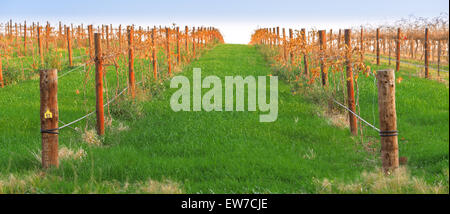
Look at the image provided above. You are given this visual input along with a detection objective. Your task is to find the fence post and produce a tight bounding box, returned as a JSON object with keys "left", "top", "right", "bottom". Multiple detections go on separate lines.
{"left": 319, "top": 30, "right": 327, "bottom": 86}
{"left": 106, "top": 25, "right": 110, "bottom": 50}
{"left": 128, "top": 26, "right": 136, "bottom": 98}
{"left": 88, "top": 25, "right": 93, "bottom": 58}
{"left": 0, "top": 54, "right": 3, "bottom": 88}
{"left": 345, "top": 29, "right": 358, "bottom": 136}
{"left": 360, "top": 27, "right": 364, "bottom": 62}
{"left": 376, "top": 69, "right": 399, "bottom": 173}
{"left": 177, "top": 27, "right": 181, "bottom": 65}
{"left": 437, "top": 40, "right": 441, "bottom": 76}
{"left": 424, "top": 28, "right": 430, "bottom": 79}
{"left": 376, "top": 28, "right": 380, "bottom": 65}
{"left": 192, "top": 27, "right": 196, "bottom": 59}
{"left": 396, "top": 28, "right": 401, "bottom": 72}
{"left": 185, "top": 26, "right": 189, "bottom": 57}
{"left": 301, "top": 28, "right": 308, "bottom": 76}
{"left": 38, "top": 26, "right": 44, "bottom": 66}
{"left": 66, "top": 27, "right": 73, "bottom": 67}
{"left": 94, "top": 33, "right": 105, "bottom": 136}
{"left": 289, "top": 28, "right": 293, "bottom": 63}
{"left": 152, "top": 27, "right": 157, "bottom": 80}
{"left": 118, "top": 25, "right": 122, "bottom": 51}
{"left": 282, "top": 28, "right": 287, "bottom": 62}
{"left": 40, "top": 69, "right": 59, "bottom": 168}
{"left": 24, "top": 22, "right": 27, "bottom": 56}
{"left": 166, "top": 27, "right": 172, "bottom": 76}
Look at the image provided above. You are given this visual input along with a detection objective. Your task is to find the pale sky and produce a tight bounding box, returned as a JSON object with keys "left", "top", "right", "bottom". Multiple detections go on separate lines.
{"left": 1, "top": 0, "right": 448, "bottom": 44}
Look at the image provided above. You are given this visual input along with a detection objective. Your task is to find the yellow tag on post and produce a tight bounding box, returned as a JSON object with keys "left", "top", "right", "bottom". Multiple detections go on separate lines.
{"left": 44, "top": 109, "right": 53, "bottom": 119}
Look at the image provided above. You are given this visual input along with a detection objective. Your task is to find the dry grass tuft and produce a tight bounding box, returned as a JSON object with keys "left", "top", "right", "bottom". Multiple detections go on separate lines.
{"left": 31, "top": 147, "right": 86, "bottom": 163}
{"left": 315, "top": 167, "right": 449, "bottom": 194}
{"left": 302, "top": 148, "right": 316, "bottom": 160}
{"left": 82, "top": 129, "right": 102, "bottom": 146}
{"left": 0, "top": 172, "right": 46, "bottom": 194}
{"left": 58, "top": 147, "right": 87, "bottom": 161}
{"left": 116, "top": 122, "right": 129, "bottom": 132}
{"left": 323, "top": 108, "right": 349, "bottom": 129}
{"left": 138, "top": 179, "right": 183, "bottom": 194}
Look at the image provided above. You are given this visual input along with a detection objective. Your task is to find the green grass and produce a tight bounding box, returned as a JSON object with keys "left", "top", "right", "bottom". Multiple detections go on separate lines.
{"left": 0, "top": 44, "right": 448, "bottom": 193}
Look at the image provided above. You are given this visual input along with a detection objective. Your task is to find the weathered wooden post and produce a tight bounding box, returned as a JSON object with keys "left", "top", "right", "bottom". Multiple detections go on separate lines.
{"left": 66, "top": 27, "right": 73, "bottom": 67}
{"left": 23, "top": 22, "right": 27, "bottom": 56}
{"left": 40, "top": 69, "right": 59, "bottom": 168}
{"left": 437, "top": 40, "right": 441, "bottom": 76}
{"left": 185, "top": 26, "right": 189, "bottom": 56}
{"left": 376, "top": 69, "right": 399, "bottom": 173}
{"left": 152, "top": 27, "right": 157, "bottom": 80}
{"left": 106, "top": 25, "right": 110, "bottom": 50}
{"left": 301, "top": 28, "right": 308, "bottom": 76}
{"left": 275, "top": 27, "right": 279, "bottom": 46}
{"left": 319, "top": 30, "right": 327, "bottom": 86}
{"left": 424, "top": 28, "right": 430, "bottom": 79}
{"left": 376, "top": 28, "right": 380, "bottom": 65}
{"left": 38, "top": 26, "right": 44, "bottom": 66}
{"left": 282, "top": 28, "right": 287, "bottom": 62}
{"left": 289, "top": 28, "right": 293, "bottom": 63}
{"left": 94, "top": 33, "right": 105, "bottom": 136}
{"left": 396, "top": 28, "right": 401, "bottom": 72}
{"left": 176, "top": 27, "right": 181, "bottom": 65}
{"left": 166, "top": 27, "right": 172, "bottom": 76}
{"left": 360, "top": 27, "right": 364, "bottom": 62}
{"left": 128, "top": 26, "right": 136, "bottom": 99}
{"left": 88, "top": 25, "right": 93, "bottom": 58}
{"left": 192, "top": 27, "right": 196, "bottom": 59}
{"left": 345, "top": 29, "right": 358, "bottom": 136}
{"left": 118, "top": 25, "right": 122, "bottom": 51}
{"left": 0, "top": 54, "right": 3, "bottom": 88}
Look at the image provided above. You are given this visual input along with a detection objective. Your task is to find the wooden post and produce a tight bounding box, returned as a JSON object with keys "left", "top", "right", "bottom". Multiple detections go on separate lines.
{"left": 360, "top": 27, "right": 364, "bottom": 62}
{"left": 166, "top": 28, "right": 172, "bottom": 75}
{"left": 118, "top": 25, "right": 122, "bottom": 51}
{"left": 88, "top": 25, "right": 93, "bottom": 58}
{"left": 437, "top": 40, "right": 441, "bottom": 76}
{"left": 0, "top": 53, "right": 3, "bottom": 88}
{"left": 345, "top": 29, "right": 358, "bottom": 136}
{"left": 396, "top": 28, "right": 401, "bottom": 72}
{"left": 38, "top": 27, "right": 44, "bottom": 66}
{"left": 289, "top": 28, "right": 293, "bottom": 63}
{"left": 128, "top": 26, "right": 136, "bottom": 98}
{"left": 376, "top": 28, "right": 380, "bottom": 65}
{"left": 192, "top": 27, "right": 196, "bottom": 59}
{"left": 24, "top": 22, "right": 27, "bottom": 56}
{"left": 388, "top": 38, "right": 392, "bottom": 65}
{"left": 424, "top": 28, "right": 430, "bottom": 79}
{"left": 376, "top": 69, "right": 399, "bottom": 173}
{"left": 66, "top": 27, "right": 73, "bottom": 67}
{"left": 40, "top": 69, "right": 59, "bottom": 168}
{"left": 185, "top": 26, "right": 189, "bottom": 56}
{"left": 282, "top": 28, "right": 287, "bottom": 62}
{"left": 45, "top": 23, "right": 50, "bottom": 53}
{"left": 106, "top": 25, "right": 110, "bottom": 50}
{"left": 94, "top": 33, "right": 105, "bottom": 136}
{"left": 301, "top": 28, "right": 308, "bottom": 76}
{"left": 152, "top": 27, "right": 157, "bottom": 80}
{"left": 338, "top": 29, "right": 341, "bottom": 48}
{"left": 319, "top": 30, "right": 327, "bottom": 86}
{"left": 176, "top": 27, "right": 181, "bottom": 64}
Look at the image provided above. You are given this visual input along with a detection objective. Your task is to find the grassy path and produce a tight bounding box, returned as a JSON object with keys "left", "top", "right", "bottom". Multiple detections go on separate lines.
{"left": 63, "top": 44, "right": 370, "bottom": 193}
{"left": 1, "top": 44, "right": 447, "bottom": 193}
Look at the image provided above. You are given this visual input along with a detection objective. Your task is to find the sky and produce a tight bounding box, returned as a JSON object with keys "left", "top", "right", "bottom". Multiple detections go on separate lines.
{"left": 1, "top": 0, "right": 448, "bottom": 44}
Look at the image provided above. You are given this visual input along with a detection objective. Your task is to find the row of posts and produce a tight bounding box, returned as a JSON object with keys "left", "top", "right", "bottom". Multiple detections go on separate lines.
{"left": 256, "top": 27, "right": 400, "bottom": 173}
{"left": 38, "top": 26, "right": 220, "bottom": 169}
